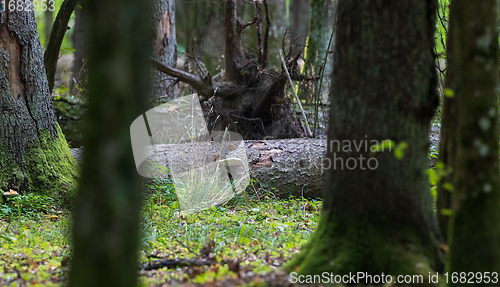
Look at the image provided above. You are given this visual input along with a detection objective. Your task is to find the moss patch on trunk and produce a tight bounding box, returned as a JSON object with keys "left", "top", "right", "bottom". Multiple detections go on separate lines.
{"left": 287, "top": 212, "right": 442, "bottom": 286}
{"left": 0, "top": 123, "right": 79, "bottom": 203}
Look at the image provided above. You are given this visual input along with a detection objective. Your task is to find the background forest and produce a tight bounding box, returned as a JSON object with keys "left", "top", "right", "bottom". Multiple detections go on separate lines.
{"left": 0, "top": 0, "right": 499, "bottom": 286}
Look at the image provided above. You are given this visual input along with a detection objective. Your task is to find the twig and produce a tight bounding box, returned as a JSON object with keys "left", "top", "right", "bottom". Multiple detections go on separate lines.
{"left": 313, "top": 15, "right": 337, "bottom": 137}
{"left": 142, "top": 258, "right": 213, "bottom": 271}
{"left": 279, "top": 50, "right": 312, "bottom": 137}
{"left": 230, "top": 114, "right": 266, "bottom": 135}
{"left": 192, "top": 45, "right": 208, "bottom": 78}
{"left": 256, "top": 1, "right": 263, "bottom": 65}
{"left": 174, "top": 238, "right": 201, "bottom": 258}
{"left": 262, "top": 0, "right": 270, "bottom": 68}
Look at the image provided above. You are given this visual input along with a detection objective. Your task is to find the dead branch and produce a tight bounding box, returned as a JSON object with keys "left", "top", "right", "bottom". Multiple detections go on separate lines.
{"left": 150, "top": 57, "right": 214, "bottom": 96}
{"left": 262, "top": 0, "right": 270, "bottom": 68}
{"left": 256, "top": 2, "right": 263, "bottom": 65}
{"left": 142, "top": 258, "right": 213, "bottom": 271}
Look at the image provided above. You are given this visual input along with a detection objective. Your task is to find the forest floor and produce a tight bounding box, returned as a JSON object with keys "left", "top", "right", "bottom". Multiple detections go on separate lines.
{"left": 0, "top": 179, "right": 321, "bottom": 286}
{"left": 0, "top": 125, "right": 441, "bottom": 286}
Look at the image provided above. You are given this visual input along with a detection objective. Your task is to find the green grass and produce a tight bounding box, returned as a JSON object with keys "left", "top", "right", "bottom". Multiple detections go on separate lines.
{"left": 0, "top": 179, "right": 322, "bottom": 286}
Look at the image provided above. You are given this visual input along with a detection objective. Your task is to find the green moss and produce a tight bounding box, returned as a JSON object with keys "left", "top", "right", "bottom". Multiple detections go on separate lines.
{"left": 0, "top": 123, "right": 79, "bottom": 204}
{"left": 287, "top": 213, "right": 442, "bottom": 286}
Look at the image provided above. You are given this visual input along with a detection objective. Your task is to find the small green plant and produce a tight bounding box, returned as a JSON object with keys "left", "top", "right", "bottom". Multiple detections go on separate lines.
{"left": 0, "top": 194, "right": 61, "bottom": 220}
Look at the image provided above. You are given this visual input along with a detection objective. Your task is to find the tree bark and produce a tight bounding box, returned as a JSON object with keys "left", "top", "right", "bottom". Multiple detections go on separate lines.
{"left": 0, "top": 5, "right": 78, "bottom": 199}
{"left": 71, "top": 0, "right": 88, "bottom": 93}
{"left": 288, "top": 0, "right": 310, "bottom": 58}
{"left": 436, "top": 1, "right": 455, "bottom": 243}
{"left": 137, "top": 138, "right": 325, "bottom": 198}
{"left": 299, "top": 0, "right": 335, "bottom": 102}
{"left": 224, "top": 0, "right": 246, "bottom": 83}
{"left": 151, "top": 0, "right": 177, "bottom": 101}
{"left": 44, "top": 0, "right": 80, "bottom": 94}
{"left": 447, "top": 0, "right": 500, "bottom": 277}
{"left": 287, "top": 0, "right": 443, "bottom": 278}
{"left": 68, "top": 0, "right": 152, "bottom": 286}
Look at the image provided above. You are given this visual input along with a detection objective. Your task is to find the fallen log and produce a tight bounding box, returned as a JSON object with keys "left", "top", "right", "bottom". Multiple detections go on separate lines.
{"left": 71, "top": 134, "right": 440, "bottom": 199}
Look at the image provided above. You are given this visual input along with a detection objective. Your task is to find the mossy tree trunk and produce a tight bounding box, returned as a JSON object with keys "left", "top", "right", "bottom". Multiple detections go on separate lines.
{"left": 447, "top": 0, "right": 500, "bottom": 278}
{"left": 287, "top": 0, "right": 443, "bottom": 279}
{"left": 68, "top": 0, "right": 151, "bottom": 286}
{"left": 0, "top": 5, "right": 78, "bottom": 199}
{"left": 436, "top": 0, "right": 455, "bottom": 243}
{"left": 152, "top": 0, "right": 177, "bottom": 101}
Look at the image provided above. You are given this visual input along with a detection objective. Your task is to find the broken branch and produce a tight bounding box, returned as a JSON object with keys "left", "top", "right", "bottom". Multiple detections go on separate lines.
{"left": 150, "top": 57, "right": 214, "bottom": 96}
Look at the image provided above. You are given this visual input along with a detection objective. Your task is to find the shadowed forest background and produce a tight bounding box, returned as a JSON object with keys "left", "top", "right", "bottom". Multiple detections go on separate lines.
{"left": 1, "top": 0, "right": 499, "bottom": 286}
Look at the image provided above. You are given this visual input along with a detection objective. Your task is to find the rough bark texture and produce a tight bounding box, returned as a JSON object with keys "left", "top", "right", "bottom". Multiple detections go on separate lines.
{"left": 447, "top": 0, "right": 500, "bottom": 278}
{"left": 0, "top": 6, "right": 78, "bottom": 199}
{"left": 152, "top": 0, "right": 177, "bottom": 101}
{"left": 71, "top": 133, "right": 440, "bottom": 199}
{"left": 136, "top": 139, "right": 326, "bottom": 198}
{"left": 44, "top": 0, "right": 80, "bottom": 94}
{"left": 68, "top": 0, "right": 151, "bottom": 286}
{"left": 287, "top": 0, "right": 443, "bottom": 279}
{"left": 224, "top": 0, "right": 247, "bottom": 83}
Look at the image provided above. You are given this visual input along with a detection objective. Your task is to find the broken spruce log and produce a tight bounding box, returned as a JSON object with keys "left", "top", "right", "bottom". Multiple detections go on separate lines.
{"left": 71, "top": 136, "right": 438, "bottom": 199}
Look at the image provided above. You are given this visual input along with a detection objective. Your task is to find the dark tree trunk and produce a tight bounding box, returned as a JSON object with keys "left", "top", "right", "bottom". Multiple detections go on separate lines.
{"left": 447, "top": 0, "right": 500, "bottom": 277}
{"left": 287, "top": 0, "right": 443, "bottom": 277}
{"left": 68, "top": 0, "right": 151, "bottom": 286}
{"left": 44, "top": 0, "right": 80, "bottom": 94}
{"left": 288, "top": 0, "right": 310, "bottom": 58}
{"left": 151, "top": 0, "right": 177, "bottom": 101}
{"left": 71, "top": 0, "right": 88, "bottom": 93}
{"left": 224, "top": 0, "right": 246, "bottom": 83}
{"left": 0, "top": 5, "right": 78, "bottom": 199}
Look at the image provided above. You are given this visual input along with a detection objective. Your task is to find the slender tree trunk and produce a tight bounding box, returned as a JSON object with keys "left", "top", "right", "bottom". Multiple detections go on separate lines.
{"left": 447, "top": 0, "right": 500, "bottom": 278}
{"left": 151, "top": 0, "right": 177, "bottom": 102}
{"left": 288, "top": 0, "right": 310, "bottom": 58}
{"left": 224, "top": 0, "right": 246, "bottom": 83}
{"left": 44, "top": 0, "right": 80, "bottom": 94}
{"left": 44, "top": 8, "right": 53, "bottom": 48}
{"left": 68, "top": 0, "right": 151, "bottom": 286}
{"left": 436, "top": 1, "right": 456, "bottom": 242}
{"left": 287, "top": 0, "right": 443, "bottom": 278}
{"left": 0, "top": 5, "right": 78, "bottom": 199}
{"left": 299, "top": 0, "right": 335, "bottom": 102}
{"left": 71, "top": 0, "right": 88, "bottom": 93}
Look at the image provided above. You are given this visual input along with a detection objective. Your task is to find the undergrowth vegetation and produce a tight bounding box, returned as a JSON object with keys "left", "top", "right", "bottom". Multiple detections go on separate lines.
{"left": 0, "top": 179, "right": 321, "bottom": 286}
